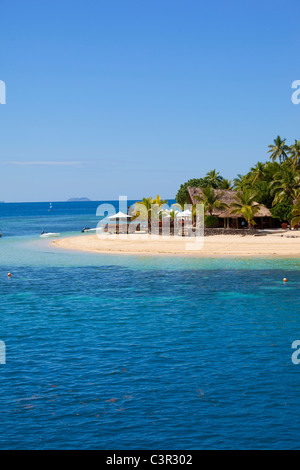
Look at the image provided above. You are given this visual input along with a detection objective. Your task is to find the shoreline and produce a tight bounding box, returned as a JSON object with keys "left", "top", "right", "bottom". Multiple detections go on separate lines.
{"left": 51, "top": 232, "right": 300, "bottom": 258}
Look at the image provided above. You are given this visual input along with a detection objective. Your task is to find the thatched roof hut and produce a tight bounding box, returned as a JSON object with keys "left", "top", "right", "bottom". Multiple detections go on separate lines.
{"left": 187, "top": 187, "right": 271, "bottom": 219}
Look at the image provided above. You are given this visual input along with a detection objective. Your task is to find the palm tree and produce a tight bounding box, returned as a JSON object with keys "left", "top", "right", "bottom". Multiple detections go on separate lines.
{"left": 270, "top": 165, "right": 300, "bottom": 205}
{"left": 130, "top": 197, "right": 154, "bottom": 222}
{"left": 196, "top": 186, "right": 227, "bottom": 216}
{"left": 270, "top": 164, "right": 300, "bottom": 228}
{"left": 138, "top": 197, "right": 154, "bottom": 212}
{"left": 288, "top": 140, "right": 300, "bottom": 168}
{"left": 233, "top": 174, "right": 247, "bottom": 191}
{"left": 131, "top": 195, "right": 168, "bottom": 223}
{"left": 230, "top": 190, "right": 261, "bottom": 228}
{"left": 219, "top": 178, "right": 233, "bottom": 189}
{"left": 204, "top": 169, "right": 223, "bottom": 188}
{"left": 151, "top": 194, "right": 168, "bottom": 206}
{"left": 291, "top": 199, "right": 300, "bottom": 227}
{"left": 263, "top": 161, "right": 281, "bottom": 181}
{"left": 268, "top": 135, "right": 289, "bottom": 167}
{"left": 249, "top": 162, "right": 266, "bottom": 184}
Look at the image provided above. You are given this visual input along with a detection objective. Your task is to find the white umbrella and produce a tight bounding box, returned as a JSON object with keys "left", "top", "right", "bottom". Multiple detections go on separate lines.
{"left": 176, "top": 209, "right": 192, "bottom": 218}
{"left": 159, "top": 208, "right": 170, "bottom": 215}
{"left": 108, "top": 211, "right": 131, "bottom": 219}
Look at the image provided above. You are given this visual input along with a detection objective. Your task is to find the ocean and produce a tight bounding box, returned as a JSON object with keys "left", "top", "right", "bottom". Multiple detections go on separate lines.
{"left": 0, "top": 201, "right": 300, "bottom": 449}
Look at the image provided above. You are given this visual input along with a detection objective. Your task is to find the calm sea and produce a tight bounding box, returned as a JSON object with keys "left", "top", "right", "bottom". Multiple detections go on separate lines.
{"left": 0, "top": 201, "right": 300, "bottom": 449}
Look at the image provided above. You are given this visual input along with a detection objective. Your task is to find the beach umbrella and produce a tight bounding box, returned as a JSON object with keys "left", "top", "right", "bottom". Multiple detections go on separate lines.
{"left": 108, "top": 211, "right": 131, "bottom": 226}
{"left": 176, "top": 209, "right": 192, "bottom": 218}
{"left": 159, "top": 208, "right": 171, "bottom": 215}
{"left": 108, "top": 211, "right": 131, "bottom": 219}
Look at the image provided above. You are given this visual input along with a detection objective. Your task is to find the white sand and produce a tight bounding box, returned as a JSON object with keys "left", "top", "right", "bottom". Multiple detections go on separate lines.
{"left": 52, "top": 231, "right": 300, "bottom": 257}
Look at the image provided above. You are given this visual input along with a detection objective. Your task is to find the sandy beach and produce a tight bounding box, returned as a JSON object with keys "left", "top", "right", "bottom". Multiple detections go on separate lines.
{"left": 52, "top": 231, "right": 300, "bottom": 257}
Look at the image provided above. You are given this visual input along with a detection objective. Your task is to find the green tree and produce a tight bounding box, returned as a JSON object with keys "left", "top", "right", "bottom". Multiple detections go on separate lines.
{"left": 251, "top": 180, "right": 274, "bottom": 208}
{"left": 268, "top": 135, "right": 289, "bottom": 167}
{"left": 131, "top": 195, "right": 169, "bottom": 223}
{"left": 270, "top": 164, "right": 300, "bottom": 205}
{"left": 204, "top": 215, "right": 219, "bottom": 227}
{"left": 271, "top": 198, "right": 293, "bottom": 224}
{"left": 291, "top": 199, "right": 300, "bottom": 227}
{"left": 288, "top": 140, "right": 300, "bottom": 168}
{"left": 233, "top": 174, "right": 247, "bottom": 191}
{"left": 270, "top": 163, "right": 300, "bottom": 228}
{"left": 175, "top": 178, "right": 206, "bottom": 205}
{"left": 204, "top": 169, "right": 224, "bottom": 188}
{"left": 249, "top": 162, "right": 266, "bottom": 184}
{"left": 230, "top": 190, "right": 261, "bottom": 228}
{"left": 130, "top": 197, "right": 155, "bottom": 222}
{"left": 219, "top": 178, "right": 233, "bottom": 189}
{"left": 263, "top": 161, "right": 281, "bottom": 180}
{"left": 151, "top": 194, "right": 168, "bottom": 209}
{"left": 196, "top": 186, "right": 227, "bottom": 217}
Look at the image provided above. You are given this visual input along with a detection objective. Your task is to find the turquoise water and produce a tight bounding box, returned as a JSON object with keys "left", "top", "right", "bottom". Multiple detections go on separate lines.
{"left": 0, "top": 202, "right": 300, "bottom": 449}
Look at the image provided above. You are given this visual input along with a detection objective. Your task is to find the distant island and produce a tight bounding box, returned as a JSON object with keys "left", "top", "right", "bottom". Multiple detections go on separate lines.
{"left": 67, "top": 197, "right": 91, "bottom": 202}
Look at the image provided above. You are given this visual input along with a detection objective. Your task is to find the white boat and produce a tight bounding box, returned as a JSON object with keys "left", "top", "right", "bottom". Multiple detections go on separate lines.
{"left": 40, "top": 232, "right": 60, "bottom": 238}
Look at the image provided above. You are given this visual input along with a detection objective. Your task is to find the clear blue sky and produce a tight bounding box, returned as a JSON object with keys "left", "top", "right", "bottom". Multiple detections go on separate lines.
{"left": 0, "top": 0, "right": 299, "bottom": 202}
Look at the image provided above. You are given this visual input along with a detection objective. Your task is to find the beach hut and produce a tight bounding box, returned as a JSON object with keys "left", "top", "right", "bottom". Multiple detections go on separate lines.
{"left": 187, "top": 187, "right": 272, "bottom": 229}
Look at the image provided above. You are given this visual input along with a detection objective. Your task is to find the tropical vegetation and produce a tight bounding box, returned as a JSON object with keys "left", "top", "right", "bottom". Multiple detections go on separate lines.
{"left": 291, "top": 199, "right": 300, "bottom": 227}
{"left": 133, "top": 136, "right": 300, "bottom": 229}
{"left": 195, "top": 186, "right": 227, "bottom": 217}
{"left": 174, "top": 135, "right": 300, "bottom": 227}
{"left": 230, "top": 190, "right": 261, "bottom": 228}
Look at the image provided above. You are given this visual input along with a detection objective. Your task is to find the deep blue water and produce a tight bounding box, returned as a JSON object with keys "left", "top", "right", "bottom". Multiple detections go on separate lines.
{"left": 0, "top": 200, "right": 143, "bottom": 237}
{"left": 0, "top": 202, "right": 300, "bottom": 449}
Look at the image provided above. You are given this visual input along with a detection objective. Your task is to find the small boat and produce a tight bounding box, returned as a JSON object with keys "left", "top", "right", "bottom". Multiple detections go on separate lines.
{"left": 40, "top": 231, "right": 60, "bottom": 238}
{"left": 48, "top": 203, "right": 53, "bottom": 212}
{"left": 82, "top": 227, "right": 97, "bottom": 232}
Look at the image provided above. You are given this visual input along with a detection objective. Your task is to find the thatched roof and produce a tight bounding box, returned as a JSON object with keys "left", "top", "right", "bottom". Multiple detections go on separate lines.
{"left": 187, "top": 187, "right": 271, "bottom": 218}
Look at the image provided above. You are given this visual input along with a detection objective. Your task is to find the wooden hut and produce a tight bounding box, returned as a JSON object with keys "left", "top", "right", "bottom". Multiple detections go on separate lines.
{"left": 187, "top": 187, "right": 272, "bottom": 228}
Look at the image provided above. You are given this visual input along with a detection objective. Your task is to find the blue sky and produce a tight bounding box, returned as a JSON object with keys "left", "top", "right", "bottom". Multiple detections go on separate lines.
{"left": 0, "top": 0, "right": 299, "bottom": 202}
